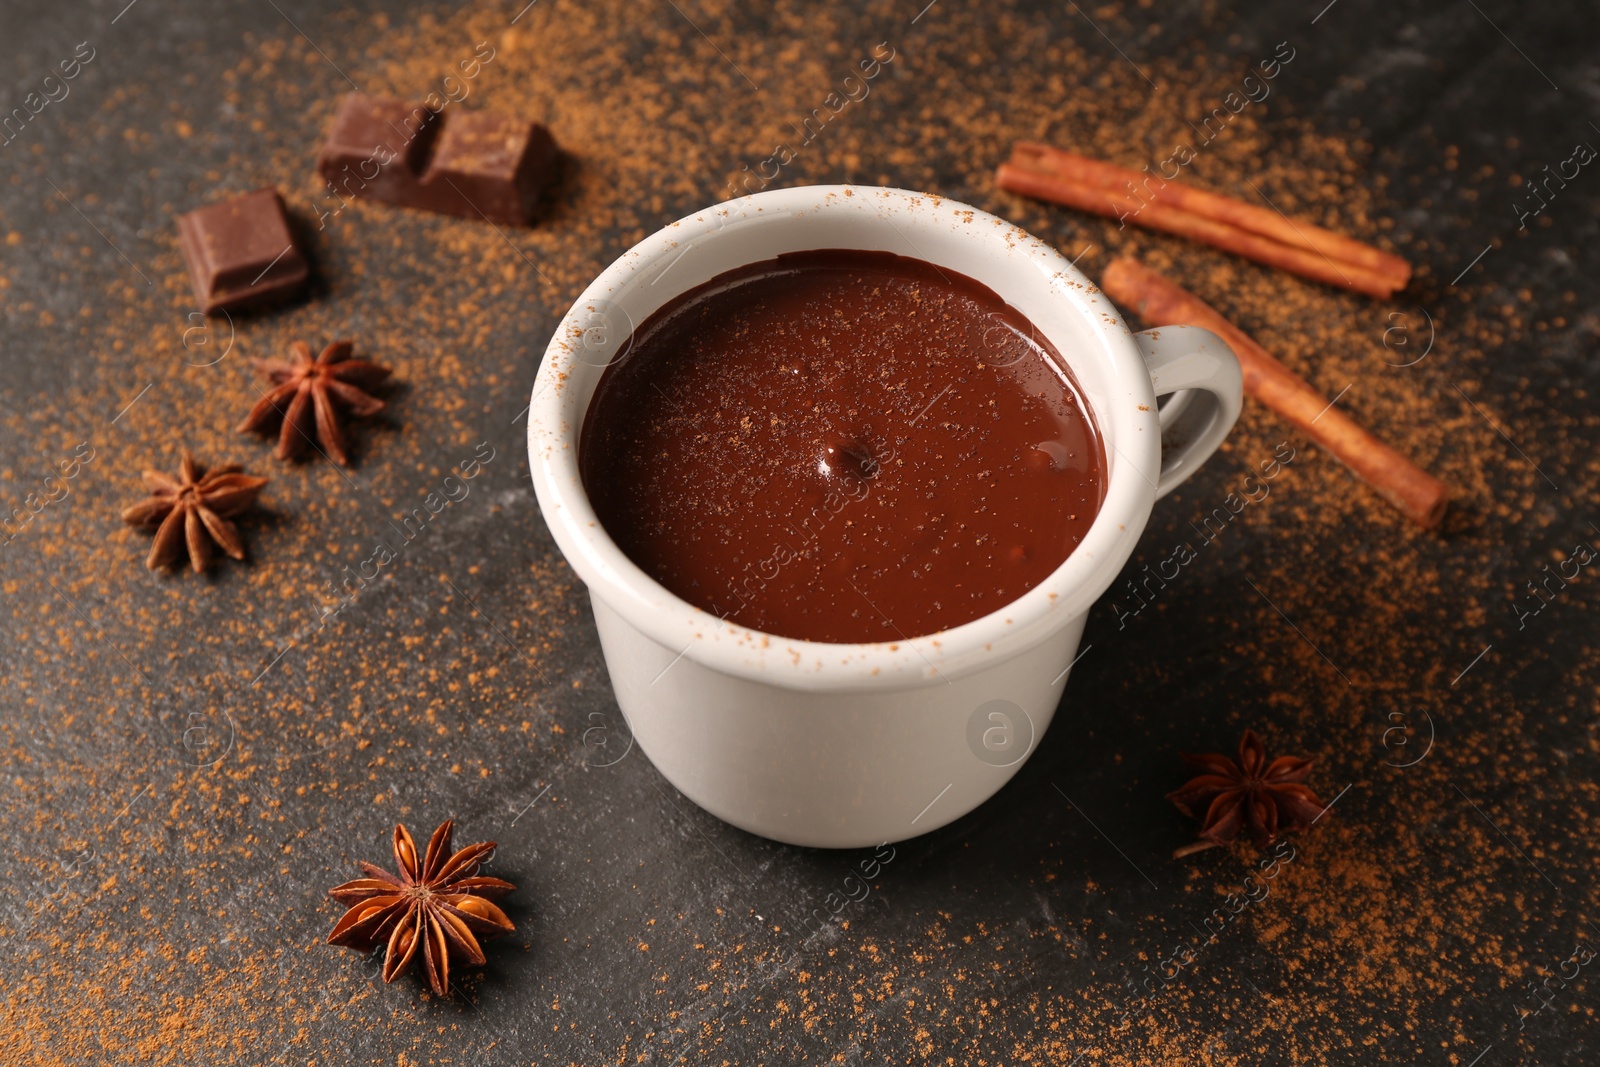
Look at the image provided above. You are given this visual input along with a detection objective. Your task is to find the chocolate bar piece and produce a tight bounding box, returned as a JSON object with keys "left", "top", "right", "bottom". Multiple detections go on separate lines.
{"left": 316, "top": 93, "right": 558, "bottom": 225}
{"left": 177, "top": 189, "right": 309, "bottom": 316}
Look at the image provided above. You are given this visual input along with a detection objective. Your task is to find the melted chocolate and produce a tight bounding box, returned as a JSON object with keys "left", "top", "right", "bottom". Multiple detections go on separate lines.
{"left": 579, "top": 249, "right": 1105, "bottom": 643}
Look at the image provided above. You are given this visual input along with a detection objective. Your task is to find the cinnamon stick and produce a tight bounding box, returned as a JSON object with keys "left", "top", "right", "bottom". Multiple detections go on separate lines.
{"left": 997, "top": 163, "right": 1401, "bottom": 299}
{"left": 1011, "top": 143, "right": 1412, "bottom": 290}
{"left": 1100, "top": 257, "right": 1447, "bottom": 528}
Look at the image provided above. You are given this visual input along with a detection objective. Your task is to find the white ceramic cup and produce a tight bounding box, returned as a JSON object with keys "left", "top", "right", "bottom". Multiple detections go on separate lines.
{"left": 528, "top": 186, "right": 1242, "bottom": 848}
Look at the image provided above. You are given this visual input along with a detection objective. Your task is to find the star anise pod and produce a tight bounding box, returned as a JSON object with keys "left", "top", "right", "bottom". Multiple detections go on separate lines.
{"left": 237, "top": 339, "right": 390, "bottom": 466}
{"left": 120, "top": 450, "right": 268, "bottom": 573}
{"left": 327, "top": 821, "right": 515, "bottom": 996}
{"left": 1167, "top": 729, "right": 1326, "bottom": 857}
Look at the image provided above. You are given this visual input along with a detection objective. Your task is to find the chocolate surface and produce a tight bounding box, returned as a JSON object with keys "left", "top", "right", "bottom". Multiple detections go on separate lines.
{"left": 580, "top": 249, "right": 1106, "bottom": 643}
{"left": 316, "top": 93, "right": 558, "bottom": 225}
{"left": 176, "top": 188, "right": 309, "bottom": 315}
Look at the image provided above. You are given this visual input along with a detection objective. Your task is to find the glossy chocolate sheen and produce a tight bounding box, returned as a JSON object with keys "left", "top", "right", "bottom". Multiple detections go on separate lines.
{"left": 316, "top": 93, "right": 558, "bottom": 225}
{"left": 580, "top": 249, "right": 1106, "bottom": 644}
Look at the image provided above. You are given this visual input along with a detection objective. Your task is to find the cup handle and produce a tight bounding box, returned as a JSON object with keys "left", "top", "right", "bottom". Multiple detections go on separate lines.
{"left": 1134, "top": 326, "right": 1244, "bottom": 499}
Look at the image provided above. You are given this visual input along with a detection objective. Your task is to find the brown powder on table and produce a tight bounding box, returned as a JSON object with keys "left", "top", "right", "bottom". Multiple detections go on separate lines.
{"left": 1, "top": 0, "right": 1594, "bottom": 1064}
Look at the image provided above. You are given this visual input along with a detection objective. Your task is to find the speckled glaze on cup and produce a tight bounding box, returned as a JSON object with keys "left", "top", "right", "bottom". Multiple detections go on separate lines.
{"left": 528, "top": 186, "right": 1242, "bottom": 848}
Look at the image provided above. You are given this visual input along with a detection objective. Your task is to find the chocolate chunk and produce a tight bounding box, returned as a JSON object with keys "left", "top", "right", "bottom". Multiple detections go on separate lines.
{"left": 177, "top": 189, "right": 310, "bottom": 316}
{"left": 317, "top": 95, "right": 436, "bottom": 206}
{"left": 315, "top": 93, "right": 558, "bottom": 226}
{"left": 426, "top": 109, "right": 558, "bottom": 224}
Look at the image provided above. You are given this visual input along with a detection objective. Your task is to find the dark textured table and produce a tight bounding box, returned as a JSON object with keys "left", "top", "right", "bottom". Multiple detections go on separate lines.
{"left": 3, "top": 1, "right": 1597, "bottom": 1064}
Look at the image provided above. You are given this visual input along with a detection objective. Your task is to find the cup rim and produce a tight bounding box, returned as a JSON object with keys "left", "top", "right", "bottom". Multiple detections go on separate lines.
{"left": 527, "top": 185, "right": 1160, "bottom": 691}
